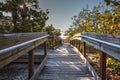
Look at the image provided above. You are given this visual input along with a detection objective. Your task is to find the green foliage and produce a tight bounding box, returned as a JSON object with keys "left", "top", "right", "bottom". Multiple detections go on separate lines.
{"left": 43, "top": 24, "right": 61, "bottom": 36}
{"left": 0, "top": 13, "right": 13, "bottom": 33}
{"left": 65, "top": 2, "right": 120, "bottom": 79}
{"left": 104, "top": 0, "right": 120, "bottom": 6}
{"left": 0, "top": 0, "right": 49, "bottom": 33}
{"left": 106, "top": 56, "right": 120, "bottom": 80}
{"left": 65, "top": 3, "right": 120, "bottom": 39}
{"left": 32, "top": 9, "right": 49, "bottom": 31}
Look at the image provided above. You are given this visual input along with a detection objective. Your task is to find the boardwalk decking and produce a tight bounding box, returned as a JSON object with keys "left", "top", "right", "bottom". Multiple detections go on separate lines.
{"left": 39, "top": 44, "right": 94, "bottom": 80}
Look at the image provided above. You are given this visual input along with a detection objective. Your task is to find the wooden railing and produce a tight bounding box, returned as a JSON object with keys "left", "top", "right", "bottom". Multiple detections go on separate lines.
{"left": 0, "top": 32, "right": 49, "bottom": 80}
{"left": 70, "top": 32, "right": 120, "bottom": 80}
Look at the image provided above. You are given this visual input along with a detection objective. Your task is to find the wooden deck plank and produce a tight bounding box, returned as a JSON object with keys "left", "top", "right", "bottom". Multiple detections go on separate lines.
{"left": 39, "top": 44, "right": 94, "bottom": 80}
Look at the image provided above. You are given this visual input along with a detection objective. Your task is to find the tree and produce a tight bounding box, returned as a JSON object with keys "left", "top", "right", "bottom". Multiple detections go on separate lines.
{"left": 43, "top": 24, "right": 61, "bottom": 36}
{"left": 32, "top": 9, "right": 49, "bottom": 31}
{"left": 0, "top": 12, "right": 13, "bottom": 33}
{"left": 1, "top": 0, "right": 21, "bottom": 32}
{"left": 104, "top": 0, "right": 120, "bottom": 6}
{"left": 0, "top": 0, "right": 49, "bottom": 33}
{"left": 65, "top": 3, "right": 120, "bottom": 39}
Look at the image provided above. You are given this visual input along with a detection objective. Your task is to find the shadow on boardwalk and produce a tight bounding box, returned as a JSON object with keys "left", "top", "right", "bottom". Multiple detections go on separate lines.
{"left": 0, "top": 44, "right": 94, "bottom": 80}
{"left": 39, "top": 43, "right": 94, "bottom": 80}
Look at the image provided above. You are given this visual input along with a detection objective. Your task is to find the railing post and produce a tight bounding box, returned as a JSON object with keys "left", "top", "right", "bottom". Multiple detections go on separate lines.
{"left": 71, "top": 40, "right": 73, "bottom": 46}
{"left": 60, "top": 39, "right": 62, "bottom": 45}
{"left": 75, "top": 39, "right": 77, "bottom": 47}
{"left": 78, "top": 40, "right": 80, "bottom": 51}
{"left": 73, "top": 40, "right": 75, "bottom": 46}
{"left": 83, "top": 42, "right": 86, "bottom": 57}
{"left": 44, "top": 41, "right": 47, "bottom": 56}
{"left": 76, "top": 40, "right": 78, "bottom": 48}
{"left": 76, "top": 40, "right": 78, "bottom": 49}
{"left": 52, "top": 36, "right": 54, "bottom": 49}
{"left": 55, "top": 39, "right": 57, "bottom": 46}
{"left": 28, "top": 49, "right": 34, "bottom": 79}
{"left": 59, "top": 39, "right": 60, "bottom": 45}
{"left": 72, "top": 40, "right": 74, "bottom": 46}
{"left": 73, "top": 40, "right": 74, "bottom": 46}
{"left": 100, "top": 52, "right": 106, "bottom": 80}
{"left": 77, "top": 40, "right": 79, "bottom": 50}
{"left": 76, "top": 39, "right": 77, "bottom": 48}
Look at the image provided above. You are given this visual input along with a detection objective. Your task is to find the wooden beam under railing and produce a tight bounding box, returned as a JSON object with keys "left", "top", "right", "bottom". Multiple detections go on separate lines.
{"left": 70, "top": 32, "right": 120, "bottom": 80}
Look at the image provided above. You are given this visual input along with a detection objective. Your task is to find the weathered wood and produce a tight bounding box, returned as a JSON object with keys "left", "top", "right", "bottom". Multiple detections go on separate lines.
{"left": 78, "top": 40, "right": 81, "bottom": 51}
{"left": 75, "top": 40, "right": 76, "bottom": 47}
{"left": 70, "top": 33, "right": 82, "bottom": 41}
{"left": 100, "top": 52, "right": 106, "bottom": 80}
{"left": 73, "top": 44, "right": 101, "bottom": 80}
{"left": 39, "top": 44, "right": 95, "bottom": 80}
{"left": 73, "top": 40, "right": 75, "bottom": 46}
{"left": 44, "top": 41, "right": 47, "bottom": 56}
{"left": 0, "top": 32, "right": 47, "bottom": 50}
{"left": 0, "top": 37, "right": 48, "bottom": 68}
{"left": 81, "top": 33, "right": 120, "bottom": 60}
{"left": 52, "top": 37, "right": 54, "bottom": 49}
{"left": 71, "top": 32, "right": 120, "bottom": 80}
{"left": 13, "top": 55, "right": 44, "bottom": 63}
{"left": 30, "top": 55, "right": 48, "bottom": 80}
{"left": 28, "top": 49, "right": 34, "bottom": 79}
{"left": 82, "top": 32, "right": 120, "bottom": 45}
{"left": 83, "top": 42, "right": 86, "bottom": 57}
{"left": 76, "top": 40, "right": 78, "bottom": 48}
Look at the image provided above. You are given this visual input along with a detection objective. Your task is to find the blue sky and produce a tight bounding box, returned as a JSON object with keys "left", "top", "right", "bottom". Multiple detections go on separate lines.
{"left": 38, "top": 0, "right": 104, "bottom": 38}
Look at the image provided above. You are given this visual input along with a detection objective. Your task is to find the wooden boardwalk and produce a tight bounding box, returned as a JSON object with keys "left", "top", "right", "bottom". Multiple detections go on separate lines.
{"left": 39, "top": 44, "right": 94, "bottom": 80}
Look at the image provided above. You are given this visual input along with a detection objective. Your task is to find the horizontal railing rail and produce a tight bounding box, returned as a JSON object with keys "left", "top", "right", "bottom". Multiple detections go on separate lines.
{"left": 0, "top": 33, "right": 49, "bottom": 80}
{"left": 0, "top": 35, "right": 49, "bottom": 54}
{"left": 81, "top": 35, "right": 120, "bottom": 49}
{"left": 70, "top": 32, "right": 120, "bottom": 80}
{"left": 80, "top": 34, "right": 120, "bottom": 60}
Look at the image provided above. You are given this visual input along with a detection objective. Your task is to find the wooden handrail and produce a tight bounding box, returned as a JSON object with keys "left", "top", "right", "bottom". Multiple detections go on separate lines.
{"left": 0, "top": 33, "right": 63, "bottom": 79}
{"left": 81, "top": 35, "right": 120, "bottom": 49}
{"left": 0, "top": 35, "right": 49, "bottom": 54}
{"left": 80, "top": 34, "right": 120, "bottom": 60}
{"left": 70, "top": 32, "right": 120, "bottom": 80}
{"left": 0, "top": 33, "right": 49, "bottom": 80}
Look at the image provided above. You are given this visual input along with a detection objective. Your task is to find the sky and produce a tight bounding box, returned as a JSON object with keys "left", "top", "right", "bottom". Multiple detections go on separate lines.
{"left": 0, "top": 0, "right": 104, "bottom": 38}
{"left": 38, "top": 0, "right": 104, "bottom": 38}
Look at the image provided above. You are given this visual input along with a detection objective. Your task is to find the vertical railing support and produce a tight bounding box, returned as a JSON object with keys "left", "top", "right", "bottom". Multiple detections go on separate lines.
{"left": 61, "top": 39, "right": 62, "bottom": 45}
{"left": 78, "top": 40, "right": 80, "bottom": 51}
{"left": 44, "top": 41, "right": 47, "bottom": 56}
{"left": 59, "top": 39, "right": 60, "bottom": 45}
{"left": 73, "top": 40, "right": 74, "bottom": 46}
{"left": 100, "top": 52, "right": 106, "bottom": 80}
{"left": 28, "top": 49, "right": 34, "bottom": 79}
{"left": 72, "top": 40, "right": 73, "bottom": 46}
{"left": 83, "top": 42, "right": 86, "bottom": 57}
{"left": 71, "top": 40, "right": 72, "bottom": 45}
{"left": 77, "top": 40, "right": 79, "bottom": 50}
{"left": 75, "top": 39, "right": 77, "bottom": 48}
{"left": 55, "top": 39, "right": 56, "bottom": 46}
{"left": 76, "top": 40, "right": 77, "bottom": 48}
{"left": 76, "top": 40, "right": 78, "bottom": 48}
{"left": 52, "top": 36, "right": 54, "bottom": 49}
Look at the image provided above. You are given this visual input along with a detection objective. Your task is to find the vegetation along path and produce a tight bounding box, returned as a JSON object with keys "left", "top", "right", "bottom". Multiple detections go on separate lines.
{"left": 39, "top": 44, "right": 94, "bottom": 80}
